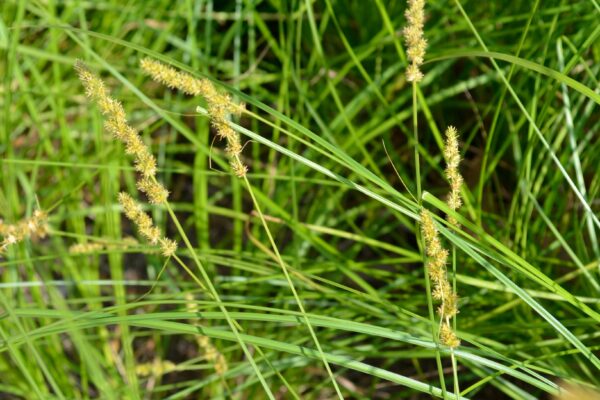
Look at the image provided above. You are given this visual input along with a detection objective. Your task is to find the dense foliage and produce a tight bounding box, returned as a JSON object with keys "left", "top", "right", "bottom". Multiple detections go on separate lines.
{"left": 1, "top": 1, "right": 599, "bottom": 398}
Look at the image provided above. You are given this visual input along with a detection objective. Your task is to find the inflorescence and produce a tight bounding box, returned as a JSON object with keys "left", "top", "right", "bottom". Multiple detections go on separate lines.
{"left": 403, "top": 0, "right": 427, "bottom": 83}
{"left": 0, "top": 210, "right": 48, "bottom": 254}
{"left": 419, "top": 126, "right": 465, "bottom": 348}
{"left": 75, "top": 60, "right": 169, "bottom": 204}
{"left": 421, "top": 210, "right": 460, "bottom": 348}
{"left": 444, "top": 126, "right": 463, "bottom": 226}
{"left": 76, "top": 61, "right": 177, "bottom": 257}
{"left": 118, "top": 193, "right": 177, "bottom": 258}
{"left": 139, "top": 58, "right": 247, "bottom": 178}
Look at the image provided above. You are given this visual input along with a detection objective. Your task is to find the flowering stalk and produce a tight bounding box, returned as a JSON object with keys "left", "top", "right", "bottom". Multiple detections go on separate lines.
{"left": 69, "top": 237, "right": 138, "bottom": 254}
{"left": 443, "top": 126, "right": 464, "bottom": 396}
{"left": 140, "top": 58, "right": 247, "bottom": 177}
{"left": 403, "top": 0, "right": 427, "bottom": 83}
{"left": 420, "top": 210, "right": 460, "bottom": 348}
{"left": 118, "top": 193, "right": 177, "bottom": 258}
{"left": 140, "top": 58, "right": 342, "bottom": 397}
{"left": 444, "top": 126, "right": 463, "bottom": 227}
{"left": 404, "top": 0, "right": 449, "bottom": 392}
{"left": 75, "top": 60, "right": 168, "bottom": 204}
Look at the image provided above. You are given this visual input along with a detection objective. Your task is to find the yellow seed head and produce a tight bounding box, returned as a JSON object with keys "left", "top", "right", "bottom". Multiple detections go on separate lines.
{"left": 444, "top": 126, "right": 460, "bottom": 169}
{"left": 420, "top": 209, "right": 459, "bottom": 345}
{"left": 185, "top": 293, "right": 198, "bottom": 314}
{"left": 69, "top": 243, "right": 104, "bottom": 254}
{"left": 403, "top": 0, "right": 427, "bottom": 82}
{"left": 136, "top": 178, "right": 169, "bottom": 205}
{"left": 440, "top": 322, "right": 460, "bottom": 348}
{"left": 141, "top": 58, "right": 247, "bottom": 177}
{"left": 230, "top": 158, "right": 248, "bottom": 178}
{"left": 195, "top": 335, "right": 228, "bottom": 376}
{"left": 135, "top": 359, "right": 176, "bottom": 377}
{"left": 118, "top": 192, "right": 172, "bottom": 250}
{"left": 76, "top": 60, "right": 167, "bottom": 203}
{"left": 159, "top": 238, "right": 177, "bottom": 258}
{"left": 225, "top": 137, "right": 243, "bottom": 156}
{"left": 214, "top": 353, "right": 228, "bottom": 375}
{"left": 134, "top": 153, "right": 158, "bottom": 178}
{"left": 443, "top": 126, "right": 464, "bottom": 225}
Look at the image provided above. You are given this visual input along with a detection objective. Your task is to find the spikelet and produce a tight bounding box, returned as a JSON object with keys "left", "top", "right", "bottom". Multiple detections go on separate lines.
{"left": 136, "top": 177, "right": 169, "bottom": 205}
{"left": 75, "top": 60, "right": 168, "bottom": 203}
{"left": 69, "top": 237, "right": 139, "bottom": 254}
{"left": 136, "top": 359, "right": 176, "bottom": 377}
{"left": 118, "top": 193, "right": 177, "bottom": 257}
{"left": 0, "top": 210, "right": 49, "bottom": 254}
{"left": 403, "top": 0, "right": 427, "bottom": 83}
{"left": 140, "top": 58, "right": 247, "bottom": 178}
{"left": 185, "top": 293, "right": 228, "bottom": 376}
{"left": 444, "top": 126, "right": 463, "bottom": 226}
{"left": 439, "top": 322, "right": 460, "bottom": 349}
{"left": 69, "top": 243, "right": 104, "bottom": 254}
{"left": 420, "top": 210, "right": 460, "bottom": 347}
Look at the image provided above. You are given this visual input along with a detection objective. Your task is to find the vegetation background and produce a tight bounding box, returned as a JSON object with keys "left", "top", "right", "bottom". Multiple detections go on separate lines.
{"left": 1, "top": 0, "right": 599, "bottom": 398}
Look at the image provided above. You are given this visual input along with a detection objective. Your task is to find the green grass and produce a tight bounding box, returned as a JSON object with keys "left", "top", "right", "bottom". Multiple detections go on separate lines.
{"left": 1, "top": 0, "right": 600, "bottom": 398}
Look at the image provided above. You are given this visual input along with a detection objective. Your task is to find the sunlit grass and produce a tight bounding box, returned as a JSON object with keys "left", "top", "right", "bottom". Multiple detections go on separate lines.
{"left": 1, "top": 1, "right": 599, "bottom": 398}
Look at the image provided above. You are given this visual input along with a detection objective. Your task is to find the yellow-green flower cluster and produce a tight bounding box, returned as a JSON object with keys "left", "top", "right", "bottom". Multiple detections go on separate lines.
{"left": 75, "top": 60, "right": 168, "bottom": 204}
{"left": 439, "top": 322, "right": 460, "bottom": 349}
{"left": 0, "top": 210, "right": 48, "bottom": 254}
{"left": 69, "top": 237, "right": 138, "bottom": 254}
{"left": 139, "top": 58, "right": 247, "bottom": 178}
{"left": 118, "top": 193, "right": 177, "bottom": 257}
{"left": 185, "top": 293, "right": 228, "bottom": 376}
{"left": 69, "top": 242, "right": 104, "bottom": 254}
{"left": 421, "top": 210, "right": 460, "bottom": 348}
{"left": 136, "top": 359, "right": 176, "bottom": 377}
{"left": 403, "top": 0, "right": 427, "bottom": 83}
{"left": 444, "top": 126, "right": 463, "bottom": 226}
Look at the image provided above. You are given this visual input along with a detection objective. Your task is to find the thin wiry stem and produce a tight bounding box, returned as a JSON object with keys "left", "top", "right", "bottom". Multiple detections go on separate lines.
{"left": 163, "top": 201, "right": 276, "bottom": 399}
{"left": 240, "top": 158, "right": 345, "bottom": 399}
{"left": 413, "top": 81, "right": 447, "bottom": 396}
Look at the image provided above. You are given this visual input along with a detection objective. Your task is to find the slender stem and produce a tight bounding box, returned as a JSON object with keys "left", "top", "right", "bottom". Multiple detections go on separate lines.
{"left": 446, "top": 316, "right": 460, "bottom": 398}
{"left": 172, "top": 254, "right": 207, "bottom": 292}
{"left": 241, "top": 167, "right": 344, "bottom": 399}
{"left": 451, "top": 243, "right": 460, "bottom": 397}
{"left": 163, "top": 201, "right": 275, "bottom": 399}
{"left": 451, "top": 350, "right": 460, "bottom": 398}
{"left": 413, "top": 82, "right": 447, "bottom": 396}
{"left": 413, "top": 83, "right": 421, "bottom": 202}
{"left": 167, "top": 193, "right": 298, "bottom": 398}
{"left": 452, "top": 244, "right": 457, "bottom": 331}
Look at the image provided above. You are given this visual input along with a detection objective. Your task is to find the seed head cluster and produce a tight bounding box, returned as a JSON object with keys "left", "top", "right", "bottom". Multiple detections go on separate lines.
{"left": 185, "top": 293, "right": 228, "bottom": 376}
{"left": 0, "top": 210, "right": 48, "bottom": 254}
{"left": 403, "top": 0, "right": 427, "bottom": 83}
{"left": 421, "top": 210, "right": 460, "bottom": 348}
{"left": 118, "top": 193, "right": 177, "bottom": 258}
{"left": 75, "top": 60, "right": 168, "bottom": 204}
{"left": 69, "top": 242, "right": 104, "bottom": 254}
{"left": 69, "top": 237, "right": 138, "bottom": 254}
{"left": 140, "top": 58, "right": 247, "bottom": 178}
{"left": 135, "top": 359, "right": 176, "bottom": 377}
{"left": 444, "top": 126, "right": 463, "bottom": 226}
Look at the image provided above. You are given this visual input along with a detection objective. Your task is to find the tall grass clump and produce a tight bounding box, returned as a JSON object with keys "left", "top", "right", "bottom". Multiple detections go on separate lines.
{"left": 1, "top": 1, "right": 599, "bottom": 399}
